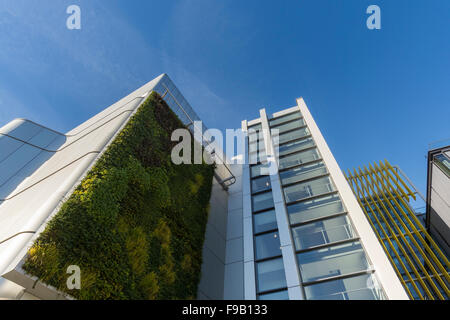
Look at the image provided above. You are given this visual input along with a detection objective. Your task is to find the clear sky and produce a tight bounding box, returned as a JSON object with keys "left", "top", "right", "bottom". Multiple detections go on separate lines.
{"left": 0, "top": 0, "right": 449, "bottom": 195}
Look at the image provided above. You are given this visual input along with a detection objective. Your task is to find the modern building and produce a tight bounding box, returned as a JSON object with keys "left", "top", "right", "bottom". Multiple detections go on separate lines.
{"left": 426, "top": 146, "right": 450, "bottom": 257}
{"left": 0, "top": 74, "right": 432, "bottom": 300}
{"left": 220, "top": 100, "right": 408, "bottom": 300}
{"left": 345, "top": 161, "right": 450, "bottom": 300}
{"left": 0, "top": 74, "right": 234, "bottom": 300}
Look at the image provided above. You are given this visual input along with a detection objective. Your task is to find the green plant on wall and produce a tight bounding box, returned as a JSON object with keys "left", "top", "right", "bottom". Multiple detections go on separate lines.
{"left": 23, "top": 92, "right": 214, "bottom": 300}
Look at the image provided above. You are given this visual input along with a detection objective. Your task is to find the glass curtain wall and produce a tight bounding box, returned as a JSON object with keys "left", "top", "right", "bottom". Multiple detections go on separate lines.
{"left": 268, "top": 111, "right": 386, "bottom": 300}
{"left": 248, "top": 122, "right": 288, "bottom": 300}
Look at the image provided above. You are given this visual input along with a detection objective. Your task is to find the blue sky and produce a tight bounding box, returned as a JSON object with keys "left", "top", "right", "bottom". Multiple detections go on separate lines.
{"left": 0, "top": 0, "right": 449, "bottom": 195}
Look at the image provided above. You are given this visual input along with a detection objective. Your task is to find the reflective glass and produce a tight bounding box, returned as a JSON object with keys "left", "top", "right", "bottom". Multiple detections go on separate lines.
{"left": 255, "top": 231, "right": 282, "bottom": 260}
{"left": 277, "top": 137, "right": 315, "bottom": 157}
{"left": 304, "top": 273, "right": 384, "bottom": 300}
{"left": 280, "top": 161, "right": 327, "bottom": 185}
{"left": 284, "top": 176, "right": 335, "bottom": 203}
{"left": 256, "top": 258, "right": 287, "bottom": 292}
{"left": 249, "top": 139, "right": 265, "bottom": 153}
{"left": 252, "top": 176, "right": 271, "bottom": 194}
{"left": 277, "top": 127, "right": 310, "bottom": 144}
{"left": 292, "top": 215, "right": 356, "bottom": 250}
{"left": 249, "top": 150, "right": 267, "bottom": 164}
{"left": 252, "top": 191, "right": 274, "bottom": 212}
{"left": 251, "top": 163, "right": 270, "bottom": 178}
{"left": 288, "top": 194, "right": 345, "bottom": 225}
{"left": 297, "top": 241, "right": 370, "bottom": 283}
{"left": 434, "top": 154, "right": 450, "bottom": 176}
{"left": 271, "top": 118, "right": 306, "bottom": 134}
{"left": 253, "top": 210, "right": 278, "bottom": 234}
{"left": 248, "top": 123, "right": 262, "bottom": 131}
{"left": 278, "top": 148, "right": 320, "bottom": 170}
{"left": 269, "top": 112, "right": 302, "bottom": 126}
{"left": 258, "top": 290, "right": 289, "bottom": 300}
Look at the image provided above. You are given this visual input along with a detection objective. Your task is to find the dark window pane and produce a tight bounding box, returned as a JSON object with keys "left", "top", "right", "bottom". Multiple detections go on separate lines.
{"left": 253, "top": 210, "right": 278, "bottom": 234}
{"left": 252, "top": 191, "right": 274, "bottom": 212}
{"left": 252, "top": 176, "right": 271, "bottom": 194}
{"left": 255, "top": 231, "right": 281, "bottom": 260}
{"left": 256, "top": 258, "right": 287, "bottom": 293}
{"left": 258, "top": 290, "right": 289, "bottom": 300}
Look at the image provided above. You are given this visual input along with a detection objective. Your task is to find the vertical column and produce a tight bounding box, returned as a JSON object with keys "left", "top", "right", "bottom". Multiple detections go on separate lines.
{"left": 241, "top": 120, "right": 257, "bottom": 300}
{"left": 259, "top": 109, "right": 305, "bottom": 300}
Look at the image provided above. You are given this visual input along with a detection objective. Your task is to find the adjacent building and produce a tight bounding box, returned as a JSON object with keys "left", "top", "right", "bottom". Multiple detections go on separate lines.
{"left": 426, "top": 146, "right": 450, "bottom": 257}
{"left": 0, "top": 74, "right": 234, "bottom": 300}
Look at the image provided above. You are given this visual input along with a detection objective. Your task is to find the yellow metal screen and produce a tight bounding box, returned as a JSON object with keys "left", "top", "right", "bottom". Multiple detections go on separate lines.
{"left": 345, "top": 160, "right": 449, "bottom": 300}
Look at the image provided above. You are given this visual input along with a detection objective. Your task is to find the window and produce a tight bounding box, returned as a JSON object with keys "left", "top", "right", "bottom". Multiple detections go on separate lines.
{"left": 251, "top": 163, "right": 270, "bottom": 178}
{"left": 280, "top": 161, "right": 327, "bottom": 186}
{"left": 269, "top": 112, "right": 302, "bottom": 126}
{"left": 252, "top": 176, "right": 271, "bottom": 194}
{"left": 253, "top": 210, "right": 278, "bottom": 234}
{"left": 283, "top": 176, "right": 335, "bottom": 203}
{"left": 296, "top": 241, "right": 370, "bottom": 283}
{"left": 271, "top": 118, "right": 306, "bottom": 134}
{"left": 248, "top": 128, "right": 263, "bottom": 142}
{"left": 277, "top": 137, "right": 315, "bottom": 157}
{"left": 292, "top": 215, "right": 356, "bottom": 250}
{"left": 255, "top": 231, "right": 282, "bottom": 260}
{"left": 304, "top": 273, "right": 384, "bottom": 300}
{"left": 256, "top": 258, "right": 287, "bottom": 293}
{"left": 249, "top": 139, "right": 265, "bottom": 153}
{"left": 278, "top": 148, "right": 320, "bottom": 170}
{"left": 252, "top": 191, "right": 274, "bottom": 212}
{"left": 288, "top": 194, "right": 345, "bottom": 225}
{"left": 258, "top": 290, "right": 289, "bottom": 300}
{"left": 434, "top": 153, "right": 450, "bottom": 177}
{"left": 248, "top": 123, "right": 262, "bottom": 131}
{"left": 277, "top": 127, "right": 310, "bottom": 144}
{"left": 249, "top": 150, "right": 267, "bottom": 164}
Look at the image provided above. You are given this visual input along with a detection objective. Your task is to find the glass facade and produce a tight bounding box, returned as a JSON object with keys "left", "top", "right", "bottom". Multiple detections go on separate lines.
{"left": 283, "top": 176, "right": 335, "bottom": 203}
{"left": 288, "top": 194, "right": 345, "bottom": 225}
{"left": 292, "top": 215, "right": 355, "bottom": 250}
{"left": 278, "top": 148, "right": 320, "bottom": 170}
{"left": 253, "top": 210, "right": 278, "bottom": 234}
{"left": 277, "top": 137, "right": 315, "bottom": 157}
{"left": 256, "top": 258, "right": 287, "bottom": 293}
{"left": 249, "top": 125, "right": 287, "bottom": 298}
{"left": 304, "top": 273, "right": 384, "bottom": 300}
{"left": 297, "top": 241, "right": 370, "bottom": 283}
{"left": 244, "top": 108, "right": 386, "bottom": 301}
{"left": 280, "top": 161, "right": 327, "bottom": 186}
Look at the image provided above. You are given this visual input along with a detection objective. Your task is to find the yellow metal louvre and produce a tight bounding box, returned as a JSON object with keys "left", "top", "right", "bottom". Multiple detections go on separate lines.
{"left": 345, "top": 160, "right": 450, "bottom": 300}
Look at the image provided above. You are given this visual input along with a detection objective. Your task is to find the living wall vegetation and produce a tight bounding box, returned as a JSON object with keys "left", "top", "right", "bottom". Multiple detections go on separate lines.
{"left": 23, "top": 92, "right": 214, "bottom": 299}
